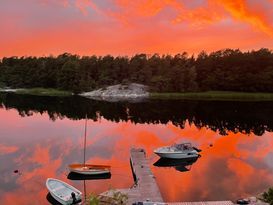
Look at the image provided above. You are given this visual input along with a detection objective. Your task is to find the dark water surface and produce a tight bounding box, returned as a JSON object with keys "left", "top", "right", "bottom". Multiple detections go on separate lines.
{"left": 1, "top": 93, "right": 273, "bottom": 204}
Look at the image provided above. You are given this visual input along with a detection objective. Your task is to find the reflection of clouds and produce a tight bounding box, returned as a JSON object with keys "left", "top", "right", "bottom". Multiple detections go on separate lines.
{"left": 2, "top": 143, "right": 64, "bottom": 204}
{"left": 265, "top": 152, "right": 273, "bottom": 169}
{"left": 227, "top": 158, "right": 272, "bottom": 196}
{"left": 153, "top": 129, "right": 273, "bottom": 202}
{"left": 85, "top": 138, "right": 116, "bottom": 160}
{"left": 0, "top": 166, "right": 19, "bottom": 192}
{"left": 1, "top": 109, "right": 273, "bottom": 203}
{"left": 166, "top": 121, "right": 221, "bottom": 147}
{"left": 0, "top": 144, "right": 18, "bottom": 155}
{"left": 0, "top": 114, "right": 136, "bottom": 204}
{"left": 81, "top": 119, "right": 273, "bottom": 201}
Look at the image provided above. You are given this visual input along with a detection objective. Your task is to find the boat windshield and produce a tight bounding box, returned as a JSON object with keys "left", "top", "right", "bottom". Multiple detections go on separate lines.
{"left": 173, "top": 143, "right": 193, "bottom": 150}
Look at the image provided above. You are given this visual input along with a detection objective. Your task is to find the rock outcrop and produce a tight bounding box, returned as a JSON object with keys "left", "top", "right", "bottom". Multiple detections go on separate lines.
{"left": 80, "top": 83, "right": 149, "bottom": 102}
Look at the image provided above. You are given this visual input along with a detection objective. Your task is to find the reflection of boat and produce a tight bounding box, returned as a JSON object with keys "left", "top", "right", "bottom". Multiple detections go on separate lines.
{"left": 69, "top": 115, "right": 111, "bottom": 176}
{"left": 68, "top": 164, "right": 111, "bottom": 175}
{"left": 46, "top": 192, "right": 62, "bottom": 205}
{"left": 153, "top": 157, "right": 199, "bottom": 172}
{"left": 153, "top": 157, "right": 198, "bottom": 167}
{"left": 154, "top": 143, "right": 200, "bottom": 159}
{"left": 174, "top": 166, "right": 191, "bottom": 172}
{"left": 46, "top": 178, "right": 82, "bottom": 205}
{"left": 67, "top": 171, "right": 111, "bottom": 180}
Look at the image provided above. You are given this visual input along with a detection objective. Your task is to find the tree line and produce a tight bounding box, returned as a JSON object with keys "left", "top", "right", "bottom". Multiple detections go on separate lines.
{"left": 0, "top": 48, "right": 273, "bottom": 93}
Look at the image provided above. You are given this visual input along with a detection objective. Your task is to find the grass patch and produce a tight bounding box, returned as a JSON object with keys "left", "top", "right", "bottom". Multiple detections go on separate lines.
{"left": 87, "top": 190, "right": 128, "bottom": 205}
{"left": 150, "top": 91, "right": 273, "bottom": 101}
{"left": 15, "top": 88, "right": 72, "bottom": 97}
{"left": 88, "top": 194, "right": 100, "bottom": 205}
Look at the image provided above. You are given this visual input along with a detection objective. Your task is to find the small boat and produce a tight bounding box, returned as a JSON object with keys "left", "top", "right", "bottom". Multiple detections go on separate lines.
{"left": 154, "top": 143, "right": 200, "bottom": 159}
{"left": 68, "top": 164, "right": 111, "bottom": 175}
{"left": 46, "top": 178, "right": 82, "bottom": 205}
{"left": 68, "top": 115, "right": 111, "bottom": 176}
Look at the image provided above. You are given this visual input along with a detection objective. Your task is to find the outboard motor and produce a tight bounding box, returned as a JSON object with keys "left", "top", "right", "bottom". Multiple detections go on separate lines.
{"left": 71, "top": 192, "right": 76, "bottom": 204}
{"left": 193, "top": 147, "right": 202, "bottom": 152}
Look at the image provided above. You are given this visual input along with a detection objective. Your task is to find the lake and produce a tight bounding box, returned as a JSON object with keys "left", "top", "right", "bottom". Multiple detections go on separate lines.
{"left": 1, "top": 93, "right": 273, "bottom": 204}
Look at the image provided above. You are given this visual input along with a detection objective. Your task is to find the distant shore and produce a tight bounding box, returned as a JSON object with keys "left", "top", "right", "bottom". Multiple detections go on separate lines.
{"left": 0, "top": 87, "right": 72, "bottom": 97}
{"left": 151, "top": 91, "right": 273, "bottom": 101}
{"left": 2, "top": 87, "right": 273, "bottom": 101}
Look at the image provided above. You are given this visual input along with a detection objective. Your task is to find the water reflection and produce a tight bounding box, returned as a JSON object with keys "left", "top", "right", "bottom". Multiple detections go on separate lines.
{"left": 0, "top": 93, "right": 273, "bottom": 204}
{"left": 46, "top": 192, "right": 63, "bottom": 205}
{"left": 154, "top": 157, "right": 199, "bottom": 172}
{"left": 67, "top": 172, "right": 111, "bottom": 181}
{"left": 1, "top": 92, "right": 273, "bottom": 135}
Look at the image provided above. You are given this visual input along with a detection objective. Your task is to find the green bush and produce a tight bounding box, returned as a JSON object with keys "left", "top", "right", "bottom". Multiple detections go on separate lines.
{"left": 88, "top": 194, "right": 100, "bottom": 205}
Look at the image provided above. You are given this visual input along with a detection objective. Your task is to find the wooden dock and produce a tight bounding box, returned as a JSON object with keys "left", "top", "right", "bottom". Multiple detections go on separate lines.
{"left": 140, "top": 201, "right": 268, "bottom": 205}
{"left": 127, "top": 148, "right": 235, "bottom": 205}
{"left": 99, "top": 148, "right": 268, "bottom": 204}
{"left": 129, "top": 148, "right": 164, "bottom": 203}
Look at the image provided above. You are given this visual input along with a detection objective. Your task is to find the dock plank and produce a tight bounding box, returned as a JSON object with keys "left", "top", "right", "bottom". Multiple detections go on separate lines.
{"left": 141, "top": 201, "right": 234, "bottom": 205}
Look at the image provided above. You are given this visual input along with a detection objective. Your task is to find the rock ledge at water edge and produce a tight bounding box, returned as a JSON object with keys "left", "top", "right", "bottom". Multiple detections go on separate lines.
{"left": 79, "top": 83, "right": 149, "bottom": 101}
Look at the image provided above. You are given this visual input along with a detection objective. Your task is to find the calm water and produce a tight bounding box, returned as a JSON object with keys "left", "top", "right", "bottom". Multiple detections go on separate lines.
{"left": 1, "top": 93, "right": 273, "bottom": 204}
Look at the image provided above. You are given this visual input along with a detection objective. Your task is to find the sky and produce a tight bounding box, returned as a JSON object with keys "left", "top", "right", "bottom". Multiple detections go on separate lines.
{"left": 0, "top": 0, "right": 273, "bottom": 57}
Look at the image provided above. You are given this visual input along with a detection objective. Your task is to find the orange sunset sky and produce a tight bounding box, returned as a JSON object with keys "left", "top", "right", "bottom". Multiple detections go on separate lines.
{"left": 1, "top": 0, "right": 273, "bottom": 57}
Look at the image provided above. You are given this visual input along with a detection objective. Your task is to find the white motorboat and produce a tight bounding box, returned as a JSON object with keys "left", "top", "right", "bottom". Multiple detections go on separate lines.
{"left": 154, "top": 143, "right": 201, "bottom": 159}
{"left": 46, "top": 178, "right": 82, "bottom": 205}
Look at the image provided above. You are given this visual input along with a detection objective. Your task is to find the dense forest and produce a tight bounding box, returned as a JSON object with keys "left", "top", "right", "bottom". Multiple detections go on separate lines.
{"left": 0, "top": 48, "right": 273, "bottom": 93}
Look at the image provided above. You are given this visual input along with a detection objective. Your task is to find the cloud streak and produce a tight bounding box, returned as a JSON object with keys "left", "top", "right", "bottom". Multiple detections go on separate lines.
{"left": 0, "top": 0, "right": 272, "bottom": 57}
{"left": 216, "top": 0, "right": 273, "bottom": 36}
{"left": 70, "top": 0, "right": 273, "bottom": 35}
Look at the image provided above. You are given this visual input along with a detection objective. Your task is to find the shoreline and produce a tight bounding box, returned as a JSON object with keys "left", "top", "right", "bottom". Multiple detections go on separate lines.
{"left": 150, "top": 91, "right": 273, "bottom": 101}
{"left": 0, "top": 87, "right": 72, "bottom": 97}
{"left": 1, "top": 88, "right": 273, "bottom": 101}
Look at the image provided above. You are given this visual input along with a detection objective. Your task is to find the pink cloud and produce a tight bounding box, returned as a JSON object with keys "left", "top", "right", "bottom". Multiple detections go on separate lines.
{"left": 215, "top": 0, "right": 273, "bottom": 36}
{"left": 0, "top": 0, "right": 272, "bottom": 57}
{"left": 75, "top": 0, "right": 101, "bottom": 16}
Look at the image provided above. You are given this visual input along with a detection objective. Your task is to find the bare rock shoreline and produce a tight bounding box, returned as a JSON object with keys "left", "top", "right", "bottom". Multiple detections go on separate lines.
{"left": 79, "top": 83, "right": 149, "bottom": 102}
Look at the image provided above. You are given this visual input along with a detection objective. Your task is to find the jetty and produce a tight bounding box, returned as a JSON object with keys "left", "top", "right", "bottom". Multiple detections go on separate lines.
{"left": 127, "top": 148, "right": 234, "bottom": 205}
{"left": 140, "top": 202, "right": 234, "bottom": 205}
{"left": 100, "top": 148, "right": 267, "bottom": 204}
{"left": 129, "top": 148, "right": 163, "bottom": 203}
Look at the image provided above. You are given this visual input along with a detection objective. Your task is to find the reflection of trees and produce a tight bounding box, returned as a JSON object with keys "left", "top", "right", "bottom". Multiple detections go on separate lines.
{"left": 1, "top": 93, "right": 273, "bottom": 136}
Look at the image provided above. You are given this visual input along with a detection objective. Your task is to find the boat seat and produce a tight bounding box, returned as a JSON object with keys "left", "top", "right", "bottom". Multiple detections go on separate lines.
{"left": 51, "top": 185, "right": 65, "bottom": 192}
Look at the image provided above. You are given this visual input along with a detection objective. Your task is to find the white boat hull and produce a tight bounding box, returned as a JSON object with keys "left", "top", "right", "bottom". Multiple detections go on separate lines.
{"left": 69, "top": 168, "right": 110, "bottom": 175}
{"left": 154, "top": 144, "right": 200, "bottom": 159}
{"left": 46, "top": 178, "right": 82, "bottom": 205}
{"left": 154, "top": 151, "right": 199, "bottom": 159}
